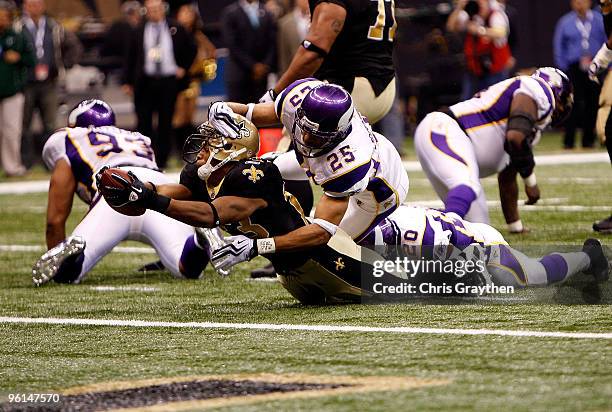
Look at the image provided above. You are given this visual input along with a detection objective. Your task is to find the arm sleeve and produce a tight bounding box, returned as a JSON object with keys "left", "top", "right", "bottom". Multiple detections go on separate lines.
{"left": 514, "top": 77, "right": 555, "bottom": 123}
{"left": 42, "top": 130, "right": 69, "bottom": 170}
{"left": 321, "top": 161, "right": 372, "bottom": 197}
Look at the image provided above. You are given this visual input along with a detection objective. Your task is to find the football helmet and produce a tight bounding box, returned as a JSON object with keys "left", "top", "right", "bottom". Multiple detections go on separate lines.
{"left": 532, "top": 67, "right": 574, "bottom": 127}
{"left": 68, "top": 99, "right": 116, "bottom": 128}
{"left": 294, "top": 84, "right": 354, "bottom": 157}
{"left": 182, "top": 113, "right": 259, "bottom": 181}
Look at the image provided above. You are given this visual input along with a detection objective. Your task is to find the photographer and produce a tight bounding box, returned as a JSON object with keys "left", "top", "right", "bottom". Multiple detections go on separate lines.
{"left": 447, "top": 0, "right": 512, "bottom": 99}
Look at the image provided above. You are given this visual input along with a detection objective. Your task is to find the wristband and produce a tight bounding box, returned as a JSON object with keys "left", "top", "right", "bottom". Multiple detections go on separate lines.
{"left": 207, "top": 201, "right": 220, "bottom": 226}
{"left": 256, "top": 238, "right": 276, "bottom": 255}
{"left": 302, "top": 40, "right": 328, "bottom": 57}
{"left": 507, "top": 220, "right": 523, "bottom": 233}
{"left": 523, "top": 173, "right": 537, "bottom": 188}
{"left": 245, "top": 103, "right": 256, "bottom": 121}
{"left": 148, "top": 193, "right": 171, "bottom": 213}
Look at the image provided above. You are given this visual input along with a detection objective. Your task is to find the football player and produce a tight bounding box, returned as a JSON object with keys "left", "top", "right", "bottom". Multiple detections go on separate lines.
{"left": 99, "top": 115, "right": 609, "bottom": 303}
{"left": 32, "top": 99, "right": 211, "bottom": 286}
{"left": 366, "top": 206, "right": 609, "bottom": 293}
{"left": 414, "top": 67, "right": 574, "bottom": 232}
{"left": 207, "top": 80, "right": 408, "bottom": 267}
{"left": 97, "top": 113, "right": 403, "bottom": 304}
{"left": 588, "top": 0, "right": 612, "bottom": 233}
{"left": 260, "top": 0, "right": 397, "bottom": 124}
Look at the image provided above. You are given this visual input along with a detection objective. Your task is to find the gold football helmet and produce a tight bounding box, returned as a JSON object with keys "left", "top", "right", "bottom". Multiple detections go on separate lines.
{"left": 182, "top": 113, "right": 259, "bottom": 180}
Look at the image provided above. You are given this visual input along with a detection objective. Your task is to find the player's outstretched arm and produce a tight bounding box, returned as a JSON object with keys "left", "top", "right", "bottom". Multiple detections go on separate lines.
{"left": 46, "top": 160, "right": 77, "bottom": 249}
{"left": 272, "top": 3, "right": 346, "bottom": 96}
{"left": 273, "top": 194, "right": 349, "bottom": 252}
{"left": 498, "top": 165, "right": 532, "bottom": 234}
{"left": 505, "top": 93, "right": 539, "bottom": 194}
{"left": 153, "top": 183, "right": 193, "bottom": 200}
{"left": 166, "top": 196, "right": 267, "bottom": 228}
{"left": 225, "top": 102, "right": 279, "bottom": 127}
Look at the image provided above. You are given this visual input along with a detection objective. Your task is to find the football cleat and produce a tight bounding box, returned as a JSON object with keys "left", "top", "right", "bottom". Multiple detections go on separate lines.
{"left": 593, "top": 215, "right": 612, "bottom": 234}
{"left": 195, "top": 227, "right": 230, "bottom": 277}
{"left": 250, "top": 263, "right": 277, "bottom": 279}
{"left": 32, "top": 236, "right": 86, "bottom": 286}
{"left": 582, "top": 238, "right": 610, "bottom": 283}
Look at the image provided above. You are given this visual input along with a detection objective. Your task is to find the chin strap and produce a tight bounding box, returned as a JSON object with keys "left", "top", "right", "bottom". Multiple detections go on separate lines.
{"left": 198, "top": 148, "right": 247, "bottom": 180}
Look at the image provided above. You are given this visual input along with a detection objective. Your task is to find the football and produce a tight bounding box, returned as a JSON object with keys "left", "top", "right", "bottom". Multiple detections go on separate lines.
{"left": 97, "top": 168, "right": 146, "bottom": 216}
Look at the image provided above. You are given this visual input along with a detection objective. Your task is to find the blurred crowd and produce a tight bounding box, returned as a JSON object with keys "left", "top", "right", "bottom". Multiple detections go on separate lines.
{"left": 0, "top": 0, "right": 608, "bottom": 176}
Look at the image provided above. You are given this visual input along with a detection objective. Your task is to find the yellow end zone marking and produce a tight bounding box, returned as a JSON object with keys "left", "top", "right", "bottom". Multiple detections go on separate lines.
{"left": 62, "top": 373, "right": 450, "bottom": 411}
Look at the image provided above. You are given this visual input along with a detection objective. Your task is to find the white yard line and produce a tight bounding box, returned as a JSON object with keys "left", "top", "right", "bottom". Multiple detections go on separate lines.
{"left": 0, "top": 316, "right": 609, "bottom": 339}
{"left": 1, "top": 153, "right": 608, "bottom": 195}
{"left": 0, "top": 244, "right": 156, "bottom": 254}
{"left": 89, "top": 286, "right": 160, "bottom": 292}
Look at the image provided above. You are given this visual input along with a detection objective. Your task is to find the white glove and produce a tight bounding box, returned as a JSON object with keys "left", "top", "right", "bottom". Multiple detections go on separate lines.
{"left": 589, "top": 43, "right": 612, "bottom": 83}
{"left": 208, "top": 101, "right": 240, "bottom": 138}
{"left": 259, "top": 89, "right": 276, "bottom": 103}
{"left": 211, "top": 235, "right": 258, "bottom": 272}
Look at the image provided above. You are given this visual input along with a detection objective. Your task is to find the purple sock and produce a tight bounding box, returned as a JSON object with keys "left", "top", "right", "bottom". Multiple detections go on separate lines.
{"left": 179, "top": 235, "right": 209, "bottom": 279}
{"left": 444, "top": 185, "right": 477, "bottom": 218}
{"left": 540, "top": 253, "right": 570, "bottom": 284}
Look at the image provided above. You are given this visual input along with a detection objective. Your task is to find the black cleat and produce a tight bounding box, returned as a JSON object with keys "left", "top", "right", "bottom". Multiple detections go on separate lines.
{"left": 250, "top": 263, "right": 277, "bottom": 278}
{"left": 138, "top": 260, "right": 165, "bottom": 273}
{"left": 593, "top": 215, "right": 612, "bottom": 234}
{"left": 582, "top": 239, "right": 610, "bottom": 283}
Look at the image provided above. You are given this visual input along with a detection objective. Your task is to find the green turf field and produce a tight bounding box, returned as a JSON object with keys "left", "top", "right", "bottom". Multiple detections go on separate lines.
{"left": 0, "top": 133, "right": 611, "bottom": 411}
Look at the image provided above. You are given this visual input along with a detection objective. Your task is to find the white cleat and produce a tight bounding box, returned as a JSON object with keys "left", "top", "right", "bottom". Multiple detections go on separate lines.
{"left": 32, "top": 236, "right": 86, "bottom": 287}
{"left": 195, "top": 227, "right": 231, "bottom": 277}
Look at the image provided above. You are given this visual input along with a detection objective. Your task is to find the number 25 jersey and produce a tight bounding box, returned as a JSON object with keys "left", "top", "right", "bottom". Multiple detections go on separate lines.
{"left": 275, "top": 78, "right": 409, "bottom": 215}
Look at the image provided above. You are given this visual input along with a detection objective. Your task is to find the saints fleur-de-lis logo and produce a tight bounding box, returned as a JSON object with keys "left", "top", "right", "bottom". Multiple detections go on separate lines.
{"left": 334, "top": 257, "right": 345, "bottom": 271}
{"left": 243, "top": 165, "right": 264, "bottom": 183}
{"left": 235, "top": 120, "right": 251, "bottom": 139}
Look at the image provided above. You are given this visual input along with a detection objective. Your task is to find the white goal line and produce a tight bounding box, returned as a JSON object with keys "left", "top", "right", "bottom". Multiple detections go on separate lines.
{"left": 0, "top": 316, "right": 610, "bottom": 339}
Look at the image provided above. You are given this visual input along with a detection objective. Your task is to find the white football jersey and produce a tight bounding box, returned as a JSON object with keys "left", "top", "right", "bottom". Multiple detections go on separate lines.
{"left": 449, "top": 76, "right": 555, "bottom": 176}
{"left": 275, "top": 78, "right": 391, "bottom": 198}
{"left": 372, "top": 206, "right": 507, "bottom": 256}
{"left": 43, "top": 126, "right": 157, "bottom": 204}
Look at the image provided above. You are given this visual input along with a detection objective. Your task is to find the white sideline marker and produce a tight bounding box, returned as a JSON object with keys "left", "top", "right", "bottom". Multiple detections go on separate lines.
{"left": 0, "top": 316, "right": 610, "bottom": 340}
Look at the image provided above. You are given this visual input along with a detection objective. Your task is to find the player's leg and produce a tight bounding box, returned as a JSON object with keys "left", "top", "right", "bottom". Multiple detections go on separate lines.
{"left": 65, "top": 198, "right": 132, "bottom": 283}
{"left": 415, "top": 112, "right": 486, "bottom": 222}
{"left": 350, "top": 77, "right": 396, "bottom": 124}
{"left": 135, "top": 211, "right": 207, "bottom": 279}
{"left": 486, "top": 240, "right": 609, "bottom": 288}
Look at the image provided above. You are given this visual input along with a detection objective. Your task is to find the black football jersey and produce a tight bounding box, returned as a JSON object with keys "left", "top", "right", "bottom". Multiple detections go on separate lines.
{"left": 180, "top": 159, "right": 310, "bottom": 269}
{"left": 309, "top": 0, "right": 396, "bottom": 95}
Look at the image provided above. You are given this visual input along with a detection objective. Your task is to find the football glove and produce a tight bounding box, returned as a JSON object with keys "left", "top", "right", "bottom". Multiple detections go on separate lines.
{"left": 589, "top": 43, "right": 612, "bottom": 83}
{"left": 98, "top": 169, "right": 169, "bottom": 212}
{"left": 208, "top": 101, "right": 240, "bottom": 138}
{"left": 259, "top": 89, "right": 277, "bottom": 103}
{"left": 211, "top": 235, "right": 258, "bottom": 271}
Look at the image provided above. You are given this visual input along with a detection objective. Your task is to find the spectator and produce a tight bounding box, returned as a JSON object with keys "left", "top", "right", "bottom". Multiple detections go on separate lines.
{"left": 18, "top": 0, "right": 82, "bottom": 169}
{"left": 554, "top": 0, "right": 607, "bottom": 148}
{"left": 101, "top": 1, "right": 142, "bottom": 68}
{"left": 221, "top": 0, "right": 276, "bottom": 103}
{"left": 276, "top": 0, "right": 309, "bottom": 75}
{"left": 0, "top": 0, "right": 34, "bottom": 177}
{"left": 122, "top": 0, "right": 196, "bottom": 169}
{"left": 447, "top": 0, "right": 512, "bottom": 100}
{"left": 173, "top": 3, "right": 216, "bottom": 148}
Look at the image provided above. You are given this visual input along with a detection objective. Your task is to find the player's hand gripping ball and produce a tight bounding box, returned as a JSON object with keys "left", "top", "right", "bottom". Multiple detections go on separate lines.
{"left": 96, "top": 167, "right": 146, "bottom": 216}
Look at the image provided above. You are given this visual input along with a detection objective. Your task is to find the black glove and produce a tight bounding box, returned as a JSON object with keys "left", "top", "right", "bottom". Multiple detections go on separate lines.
{"left": 97, "top": 168, "right": 170, "bottom": 213}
